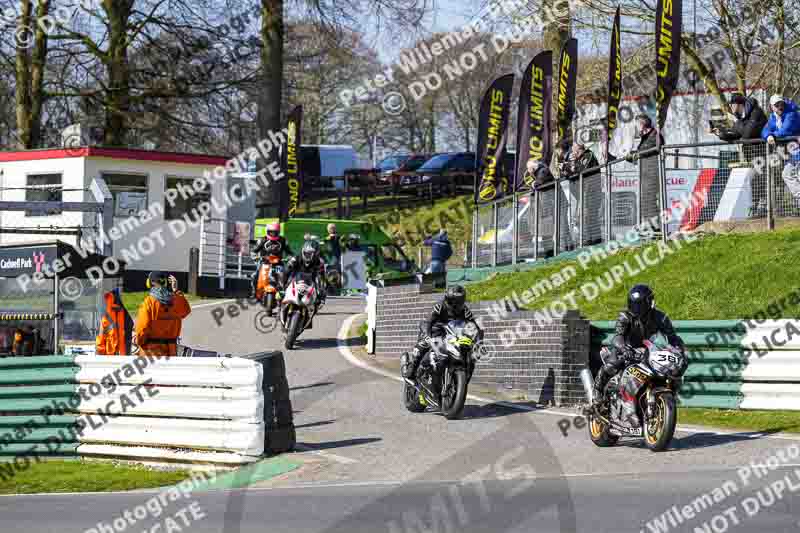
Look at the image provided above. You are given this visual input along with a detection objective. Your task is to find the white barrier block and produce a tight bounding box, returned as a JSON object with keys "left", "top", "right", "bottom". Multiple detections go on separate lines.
{"left": 74, "top": 355, "right": 262, "bottom": 390}
{"left": 79, "top": 417, "right": 264, "bottom": 456}
{"left": 739, "top": 319, "right": 800, "bottom": 351}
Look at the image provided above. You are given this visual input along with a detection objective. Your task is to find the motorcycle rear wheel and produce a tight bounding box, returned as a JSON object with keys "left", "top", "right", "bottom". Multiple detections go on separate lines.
{"left": 285, "top": 312, "right": 302, "bottom": 350}
{"left": 403, "top": 381, "right": 426, "bottom": 413}
{"left": 644, "top": 392, "right": 676, "bottom": 452}
{"left": 442, "top": 368, "right": 467, "bottom": 420}
{"left": 588, "top": 412, "right": 619, "bottom": 447}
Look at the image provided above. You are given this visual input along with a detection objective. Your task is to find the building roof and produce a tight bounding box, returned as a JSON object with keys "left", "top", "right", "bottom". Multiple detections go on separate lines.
{"left": 0, "top": 146, "right": 231, "bottom": 166}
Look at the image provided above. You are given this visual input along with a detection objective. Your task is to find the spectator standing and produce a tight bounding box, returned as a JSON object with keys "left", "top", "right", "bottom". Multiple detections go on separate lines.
{"left": 628, "top": 114, "right": 664, "bottom": 233}
{"left": 134, "top": 272, "right": 191, "bottom": 357}
{"left": 762, "top": 95, "right": 800, "bottom": 144}
{"left": 423, "top": 229, "right": 453, "bottom": 274}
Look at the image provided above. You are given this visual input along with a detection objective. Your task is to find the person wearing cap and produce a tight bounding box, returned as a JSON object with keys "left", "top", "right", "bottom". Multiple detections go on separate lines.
{"left": 762, "top": 94, "right": 800, "bottom": 144}
{"left": 712, "top": 93, "right": 768, "bottom": 144}
{"left": 627, "top": 114, "right": 665, "bottom": 234}
{"left": 134, "top": 272, "right": 191, "bottom": 357}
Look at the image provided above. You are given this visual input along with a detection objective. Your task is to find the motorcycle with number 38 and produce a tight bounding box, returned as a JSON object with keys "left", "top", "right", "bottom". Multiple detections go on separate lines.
{"left": 581, "top": 333, "right": 688, "bottom": 451}
{"left": 401, "top": 319, "right": 483, "bottom": 420}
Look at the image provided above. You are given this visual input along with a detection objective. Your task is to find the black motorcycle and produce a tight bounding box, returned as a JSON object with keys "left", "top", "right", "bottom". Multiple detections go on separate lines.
{"left": 581, "top": 334, "right": 688, "bottom": 451}
{"left": 401, "top": 320, "right": 482, "bottom": 420}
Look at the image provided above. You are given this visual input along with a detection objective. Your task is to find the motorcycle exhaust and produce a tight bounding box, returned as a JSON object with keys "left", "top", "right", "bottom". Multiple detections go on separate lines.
{"left": 580, "top": 368, "right": 596, "bottom": 405}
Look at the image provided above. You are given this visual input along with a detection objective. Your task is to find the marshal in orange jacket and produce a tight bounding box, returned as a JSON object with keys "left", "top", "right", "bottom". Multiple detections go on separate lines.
{"left": 96, "top": 289, "right": 134, "bottom": 355}
{"left": 134, "top": 290, "right": 192, "bottom": 356}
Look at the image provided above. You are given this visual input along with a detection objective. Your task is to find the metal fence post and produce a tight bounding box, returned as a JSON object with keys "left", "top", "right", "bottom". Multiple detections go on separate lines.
{"left": 511, "top": 192, "right": 518, "bottom": 265}
{"left": 199, "top": 217, "right": 205, "bottom": 277}
{"left": 471, "top": 205, "right": 477, "bottom": 268}
{"left": 533, "top": 190, "right": 539, "bottom": 261}
{"left": 578, "top": 172, "right": 584, "bottom": 249}
{"left": 237, "top": 252, "right": 242, "bottom": 278}
{"left": 492, "top": 201, "right": 498, "bottom": 267}
{"left": 218, "top": 219, "right": 225, "bottom": 291}
{"left": 767, "top": 143, "right": 775, "bottom": 231}
{"left": 606, "top": 164, "right": 613, "bottom": 243}
{"left": 659, "top": 147, "right": 669, "bottom": 243}
{"left": 554, "top": 181, "right": 561, "bottom": 255}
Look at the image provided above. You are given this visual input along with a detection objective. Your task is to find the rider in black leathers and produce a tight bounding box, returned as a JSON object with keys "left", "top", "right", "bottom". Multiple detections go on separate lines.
{"left": 251, "top": 222, "right": 292, "bottom": 297}
{"left": 401, "top": 285, "right": 480, "bottom": 379}
{"left": 592, "top": 284, "right": 686, "bottom": 408}
{"left": 285, "top": 239, "right": 326, "bottom": 327}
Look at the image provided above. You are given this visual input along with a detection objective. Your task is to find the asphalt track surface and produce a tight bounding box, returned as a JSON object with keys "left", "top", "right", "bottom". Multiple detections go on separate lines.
{"left": 3, "top": 297, "right": 800, "bottom": 533}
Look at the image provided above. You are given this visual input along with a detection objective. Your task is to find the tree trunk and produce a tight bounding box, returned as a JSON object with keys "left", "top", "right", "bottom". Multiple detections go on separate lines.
{"left": 777, "top": 0, "right": 785, "bottom": 92}
{"left": 103, "top": 0, "right": 134, "bottom": 146}
{"left": 259, "top": 0, "right": 284, "bottom": 214}
{"left": 15, "top": 0, "right": 50, "bottom": 149}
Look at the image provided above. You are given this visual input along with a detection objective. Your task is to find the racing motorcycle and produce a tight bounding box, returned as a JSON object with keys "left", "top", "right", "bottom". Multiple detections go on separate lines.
{"left": 253, "top": 254, "right": 284, "bottom": 316}
{"left": 581, "top": 334, "right": 688, "bottom": 452}
{"left": 279, "top": 271, "right": 319, "bottom": 350}
{"left": 401, "top": 319, "right": 482, "bottom": 420}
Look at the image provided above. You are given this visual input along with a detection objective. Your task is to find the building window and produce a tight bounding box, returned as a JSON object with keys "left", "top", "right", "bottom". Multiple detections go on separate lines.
{"left": 102, "top": 173, "right": 148, "bottom": 218}
{"left": 25, "top": 174, "right": 62, "bottom": 216}
{"left": 164, "top": 176, "right": 210, "bottom": 221}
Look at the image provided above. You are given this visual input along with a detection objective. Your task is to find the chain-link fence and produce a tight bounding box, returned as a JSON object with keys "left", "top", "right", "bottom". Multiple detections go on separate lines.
{"left": 469, "top": 137, "right": 800, "bottom": 268}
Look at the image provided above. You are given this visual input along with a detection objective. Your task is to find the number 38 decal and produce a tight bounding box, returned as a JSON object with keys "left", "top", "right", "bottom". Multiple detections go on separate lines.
{"left": 654, "top": 353, "right": 680, "bottom": 364}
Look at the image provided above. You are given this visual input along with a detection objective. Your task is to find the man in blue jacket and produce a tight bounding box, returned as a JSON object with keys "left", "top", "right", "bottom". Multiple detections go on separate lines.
{"left": 762, "top": 95, "right": 800, "bottom": 145}
{"left": 423, "top": 229, "right": 453, "bottom": 274}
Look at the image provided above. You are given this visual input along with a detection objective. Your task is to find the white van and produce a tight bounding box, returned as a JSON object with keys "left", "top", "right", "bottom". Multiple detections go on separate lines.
{"left": 299, "top": 145, "right": 361, "bottom": 189}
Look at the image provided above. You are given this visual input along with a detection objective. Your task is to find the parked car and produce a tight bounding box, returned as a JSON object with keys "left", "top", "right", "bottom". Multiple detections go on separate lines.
{"left": 386, "top": 154, "right": 438, "bottom": 188}
{"left": 376, "top": 155, "right": 412, "bottom": 182}
{"left": 402, "top": 152, "right": 476, "bottom": 195}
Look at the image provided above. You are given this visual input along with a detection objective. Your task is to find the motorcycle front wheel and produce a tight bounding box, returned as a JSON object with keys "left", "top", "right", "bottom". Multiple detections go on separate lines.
{"left": 644, "top": 392, "right": 677, "bottom": 452}
{"left": 285, "top": 311, "right": 302, "bottom": 350}
{"left": 403, "top": 381, "right": 426, "bottom": 413}
{"left": 441, "top": 368, "right": 467, "bottom": 420}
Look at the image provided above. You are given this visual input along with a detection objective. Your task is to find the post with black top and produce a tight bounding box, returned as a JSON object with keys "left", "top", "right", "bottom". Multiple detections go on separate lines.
{"left": 188, "top": 247, "right": 199, "bottom": 296}
{"left": 767, "top": 142, "right": 775, "bottom": 231}
{"left": 578, "top": 172, "right": 584, "bottom": 249}
{"left": 554, "top": 180, "right": 561, "bottom": 255}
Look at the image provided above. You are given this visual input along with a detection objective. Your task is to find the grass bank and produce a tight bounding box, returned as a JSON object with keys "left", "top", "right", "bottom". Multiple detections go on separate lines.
{"left": 467, "top": 228, "right": 800, "bottom": 320}
{"left": 679, "top": 408, "right": 800, "bottom": 434}
{"left": 0, "top": 460, "right": 191, "bottom": 495}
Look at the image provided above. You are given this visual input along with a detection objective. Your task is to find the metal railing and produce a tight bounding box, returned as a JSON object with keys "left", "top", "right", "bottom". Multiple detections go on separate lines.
{"left": 199, "top": 217, "right": 257, "bottom": 290}
{"left": 471, "top": 137, "right": 800, "bottom": 268}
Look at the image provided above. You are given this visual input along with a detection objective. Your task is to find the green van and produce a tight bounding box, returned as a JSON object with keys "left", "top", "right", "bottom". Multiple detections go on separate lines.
{"left": 254, "top": 218, "right": 417, "bottom": 281}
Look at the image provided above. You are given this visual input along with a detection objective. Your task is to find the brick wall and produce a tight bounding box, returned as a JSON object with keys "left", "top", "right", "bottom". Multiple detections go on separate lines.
{"left": 374, "top": 282, "right": 590, "bottom": 406}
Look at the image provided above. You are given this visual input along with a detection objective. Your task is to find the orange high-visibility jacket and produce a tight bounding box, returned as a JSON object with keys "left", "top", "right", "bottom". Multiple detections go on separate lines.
{"left": 96, "top": 290, "right": 134, "bottom": 355}
{"left": 135, "top": 291, "right": 191, "bottom": 356}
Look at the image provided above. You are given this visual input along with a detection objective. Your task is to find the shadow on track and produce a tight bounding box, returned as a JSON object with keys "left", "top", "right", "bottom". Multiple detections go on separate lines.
{"left": 295, "top": 420, "right": 337, "bottom": 429}
{"left": 290, "top": 381, "right": 335, "bottom": 392}
{"left": 617, "top": 429, "right": 783, "bottom": 451}
{"left": 296, "top": 437, "right": 382, "bottom": 452}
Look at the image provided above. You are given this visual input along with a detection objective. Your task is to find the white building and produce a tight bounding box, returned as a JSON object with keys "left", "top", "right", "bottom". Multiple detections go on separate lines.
{"left": 0, "top": 147, "right": 257, "bottom": 286}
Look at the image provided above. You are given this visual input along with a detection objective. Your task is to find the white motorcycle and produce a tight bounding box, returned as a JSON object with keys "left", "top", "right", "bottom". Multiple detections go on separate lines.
{"left": 402, "top": 319, "right": 483, "bottom": 420}
{"left": 279, "top": 271, "right": 319, "bottom": 350}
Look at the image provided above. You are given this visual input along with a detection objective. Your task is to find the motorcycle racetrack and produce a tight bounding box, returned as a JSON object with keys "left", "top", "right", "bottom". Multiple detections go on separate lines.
{"left": 3, "top": 297, "right": 800, "bottom": 533}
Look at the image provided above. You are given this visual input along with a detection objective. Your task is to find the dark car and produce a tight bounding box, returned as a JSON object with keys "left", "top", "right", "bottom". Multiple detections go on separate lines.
{"left": 396, "top": 152, "right": 474, "bottom": 195}
{"left": 387, "top": 154, "right": 438, "bottom": 189}
{"left": 377, "top": 155, "right": 412, "bottom": 183}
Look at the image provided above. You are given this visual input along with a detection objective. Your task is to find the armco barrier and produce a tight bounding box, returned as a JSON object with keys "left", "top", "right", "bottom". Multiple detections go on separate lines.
{"left": 591, "top": 319, "right": 800, "bottom": 410}
{"left": 74, "top": 355, "right": 266, "bottom": 465}
{"left": 0, "top": 355, "right": 81, "bottom": 458}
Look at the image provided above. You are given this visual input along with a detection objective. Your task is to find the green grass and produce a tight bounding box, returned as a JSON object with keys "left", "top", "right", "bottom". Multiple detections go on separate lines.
{"left": 466, "top": 228, "right": 800, "bottom": 320}
{"left": 362, "top": 194, "right": 473, "bottom": 255}
{"left": 0, "top": 460, "right": 191, "bottom": 494}
{"left": 679, "top": 408, "right": 800, "bottom": 434}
